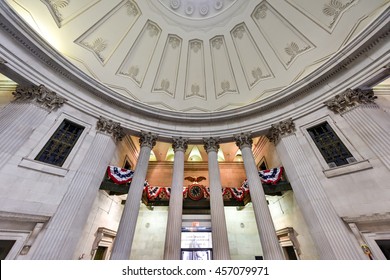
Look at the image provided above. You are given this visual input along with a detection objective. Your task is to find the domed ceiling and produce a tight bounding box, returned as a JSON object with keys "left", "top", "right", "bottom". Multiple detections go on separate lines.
{"left": 5, "top": 0, "right": 389, "bottom": 112}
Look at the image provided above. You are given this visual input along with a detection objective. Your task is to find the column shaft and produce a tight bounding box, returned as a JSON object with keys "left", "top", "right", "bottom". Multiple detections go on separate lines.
{"left": 204, "top": 138, "right": 230, "bottom": 260}
{"left": 110, "top": 132, "right": 157, "bottom": 260}
{"left": 163, "top": 138, "right": 187, "bottom": 260}
{"left": 240, "top": 145, "right": 285, "bottom": 259}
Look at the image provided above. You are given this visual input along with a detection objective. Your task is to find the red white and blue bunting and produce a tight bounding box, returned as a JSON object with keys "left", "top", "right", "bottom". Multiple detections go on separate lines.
{"left": 107, "top": 166, "right": 134, "bottom": 184}
{"left": 258, "top": 167, "right": 284, "bottom": 185}
{"left": 145, "top": 186, "right": 171, "bottom": 200}
{"left": 107, "top": 165, "right": 283, "bottom": 201}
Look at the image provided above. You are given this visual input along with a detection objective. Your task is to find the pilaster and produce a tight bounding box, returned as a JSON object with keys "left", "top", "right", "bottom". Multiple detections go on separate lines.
{"left": 0, "top": 84, "right": 66, "bottom": 170}
{"left": 32, "top": 117, "right": 123, "bottom": 259}
{"left": 325, "top": 88, "right": 390, "bottom": 170}
{"left": 267, "top": 118, "right": 365, "bottom": 259}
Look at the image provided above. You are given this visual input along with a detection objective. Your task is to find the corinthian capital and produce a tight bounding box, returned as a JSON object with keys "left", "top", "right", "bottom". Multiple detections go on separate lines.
{"left": 234, "top": 132, "right": 253, "bottom": 149}
{"left": 203, "top": 137, "right": 220, "bottom": 153}
{"left": 96, "top": 116, "right": 125, "bottom": 142}
{"left": 12, "top": 84, "right": 66, "bottom": 110}
{"left": 139, "top": 131, "right": 157, "bottom": 148}
{"left": 267, "top": 118, "right": 295, "bottom": 144}
{"left": 172, "top": 137, "right": 188, "bottom": 152}
{"left": 324, "top": 88, "right": 376, "bottom": 114}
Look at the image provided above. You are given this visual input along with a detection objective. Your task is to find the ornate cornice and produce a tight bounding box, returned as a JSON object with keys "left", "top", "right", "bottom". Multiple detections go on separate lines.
{"left": 325, "top": 88, "right": 377, "bottom": 113}
{"left": 172, "top": 136, "right": 188, "bottom": 152}
{"left": 96, "top": 116, "right": 125, "bottom": 142}
{"left": 203, "top": 137, "right": 220, "bottom": 153}
{"left": 139, "top": 131, "right": 157, "bottom": 148}
{"left": 267, "top": 118, "right": 295, "bottom": 144}
{"left": 12, "top": 84, "right": 66, "bottom": 110}
{"left": 234, "top": 132, "right": 253, "bottom": 149}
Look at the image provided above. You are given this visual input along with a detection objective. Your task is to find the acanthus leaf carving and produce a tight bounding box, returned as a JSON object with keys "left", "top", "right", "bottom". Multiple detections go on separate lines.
{"left": 324, "top": 88, "right": 377, "bottom": 114}
{"left": 139, "top": 131, "right": 157, "bottom": 148}
{"left": 96, "top": 116, "right": 125, "bottom": 142}
{"left": 12, "top": 84, "right": 66, "bottom": 111}
{"left": 172, "top": 136, "right": 188, "bottom": 152}
{"left": 203, "top": 137, "right": 221, "bottom": 153}
{"left": 266, "top": 118, "right": 295, "bottom": 144}
{"left": 234, "top": 132, "right": 253, "bottom": 149}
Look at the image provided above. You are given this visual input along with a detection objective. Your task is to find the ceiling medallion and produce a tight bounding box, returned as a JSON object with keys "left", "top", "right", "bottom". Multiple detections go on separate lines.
{"left": 170, "top": 0, "right": 181, "bottom": 10}
{"left": 215, "top": 0, "right": 224, "bottom": 10}
{"left": 199, "top": 5, "right": 209, "bottom": 16}
{"left": 157, "top": 0, "right": 239, "bottom": 20}
{"left": 185, "top": 4, "right": 194, "bottom": 15}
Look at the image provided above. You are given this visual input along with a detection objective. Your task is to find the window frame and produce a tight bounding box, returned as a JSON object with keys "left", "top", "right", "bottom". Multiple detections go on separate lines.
{"left": 306, "top": 121, "right": 355, "bottom": 168}
{"left": 34, "top": 119, "right": 85, "bottom": 167}
{"left": 301, "top": 116, "right": 371, "bottom": 177}
{"left": 19, "top": 113, "right": 91, "bottom": 176}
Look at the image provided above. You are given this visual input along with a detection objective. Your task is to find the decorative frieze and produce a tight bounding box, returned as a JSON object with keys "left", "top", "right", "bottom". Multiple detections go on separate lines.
{"left": 12, "top": 84, "right": 66, "bottom": 111}
{"left": 139, "top": 131, "right": 157, "bottom": 148}
{"left": 325, "top": 88, "right": 377, "bottom": 113}
{"left": 203, "top": 137, "right": 220, "bottom": 153}
{"left": 267, "top": 118, "right": 295, "bottom": 144}
{"left": 96, "top": 116, "right": 125, "bottom": 142}
{"left": 234, "top": 132, "right": 253, "bottom": 149}
{"left": 172, "top": 136, "right": 188, "bottom": 152}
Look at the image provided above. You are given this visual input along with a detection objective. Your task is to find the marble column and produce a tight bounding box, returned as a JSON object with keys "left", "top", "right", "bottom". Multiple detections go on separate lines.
{"left": 234, "top": 133, "right": 285, "bottom": 260}
{"left": 164, "top": 137, "right": 188, "bottom": 260}
{"left": 325, "top": 88, "right": 390, "bottom": 170}
{"left": 267, "top": 118, "right": 365, "bottom": 259}
{"left": 32, "top": 117, "right": 124, "bottom": 259}
{"left": 0, "top": 84, "right": 66, "bottom": 169}
{"left": 203, "top": 137, "right": 230, "bottom": 260}
{"left": 110, "top": 131, "right": 157, "bottom": 260}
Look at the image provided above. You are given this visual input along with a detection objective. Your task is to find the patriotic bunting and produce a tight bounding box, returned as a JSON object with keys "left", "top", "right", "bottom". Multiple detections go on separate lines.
{"left": 107, "top": 165, "right": 284, "bottom": 201}
{"left": 107, "top": 166, "right": 134, "bottom": 184}
{"left": 258, "top": 167, "right": 284, "bottom": 185}
{"left": 145, "top": 186, "right": 171, "bottom": 200}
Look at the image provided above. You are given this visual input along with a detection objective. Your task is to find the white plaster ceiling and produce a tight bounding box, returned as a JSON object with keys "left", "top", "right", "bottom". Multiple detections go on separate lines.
{"left": 5, "top": 0, "right": 389, "bottom": 112}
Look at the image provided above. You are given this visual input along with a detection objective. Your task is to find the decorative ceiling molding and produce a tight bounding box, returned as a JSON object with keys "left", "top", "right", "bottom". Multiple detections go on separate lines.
{"left": 117, "top": 20, "right": 161, "bottom": 87}
{"left": 231, "top": 22, "right": 273, "bottom": 89}
{"left": 157, "top": 0, "right": 238, "bottom": 20}
{"left": 75, "top": 0, "right": 141, "bottom": 65}
{"left": 251, "top": 1, "right": 315, "bottom": 69}
{"left": 0, "top": 1, "right": 388, "bottom": 141}
{"left": 42, "top": 0, "right": 101, "bottom": 28}
{"left": 286, "top": 0, "right": 357, "bottom": 33}
{"left": 185, "top": 39, "right": 206, "bottom": 100}
{"left": 210, "top": 35, "right": 238, "bottom": 98}
{"left": 152, "top": 34, "right": 182, "bottom": 97}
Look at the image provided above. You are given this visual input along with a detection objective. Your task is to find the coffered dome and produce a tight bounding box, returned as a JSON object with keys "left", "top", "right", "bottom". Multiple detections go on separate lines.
{"left": 5, "top": 0, "right": 389, "bottom": 113}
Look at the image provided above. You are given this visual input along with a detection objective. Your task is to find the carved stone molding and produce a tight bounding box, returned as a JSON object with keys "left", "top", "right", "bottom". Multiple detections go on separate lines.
{"left": 203, "top": 137, "right": 220, "bottom": 153}
{"left": 12, "top": 84, "right": 66, "bottom": 110}
{"left": 324, "top": 88, "right": 377, "bottom": 114}
{"left": 267, "top": 118, "right": 295, "bottom": 144}
{"left": 234, "top": 132, "right": 253, "bottom": 149}
{"left": 139, "top": 131, "right": 157, "bottom": 148}
{"left": 172, "top": 136, "right": 188, "bottom": 152}
{"left": 96, "top": 116, "right": 125, "bottom": 142}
